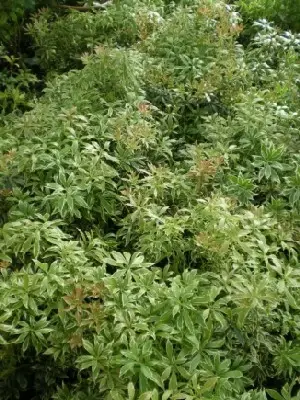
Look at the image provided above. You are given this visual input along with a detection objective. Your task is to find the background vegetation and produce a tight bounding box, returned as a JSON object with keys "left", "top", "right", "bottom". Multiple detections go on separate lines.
{"left": 1, "top": 0, "right": 300, "bottom": 399}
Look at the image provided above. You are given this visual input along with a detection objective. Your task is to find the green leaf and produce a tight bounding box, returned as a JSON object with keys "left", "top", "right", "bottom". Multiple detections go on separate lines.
{"left": 183, "top": 309, "right": 194, "bottom": 333}
{"left": 140, "top": 365, "right": 163, "bottom": 388}
{"left": 266, "top": 389, "right": 284, "bottom": 400}
{"left": 0, "top": 253, "right": 12, "bottom": 262}
{"left": 169, "top": 372, "right": 177, "bottom": 391}
{"left": 162, "top": 390, "right": 173, "bottom": 400}
{"left": 120, "top": 362, "right": 135, "bottom": 377}
{"left": 236, "top": 308, "right": 250, "bottom": 328}
{"left": 22, "top": 235, "right": 33, "bottom": 253}
{"left": 76, "top": 355, "right": 94, "bottom": 370}
{"left": 138, "top": 393, "right": 152, "bottom": 400}
{"left": 162, "top": 366, "right": 172, "bottom": 381}
{"left": 109, "top": 390, "right": 124, "bottom": 400}
{"left": 82, "top": 339, "right": 94, "bottom": 355}
{"left": 200, "top": 377, "right": 218, "bottom": 394}
{"left": 151, "top": 389, "right": 159, "bottom": 400}
{"left": 127, "top": 382, "right": 135, "bottom": 400}
{"left": 33, "top": 230, "right": 40, "bottom": 258}
{"left": 223, "top": 370, "right": 243, "bottom": 379}
{"left": 166, "top": 340, "right": 173, "bottom": 359}
{"left": 177, "top": 366, "right": 190, "bottom": 380}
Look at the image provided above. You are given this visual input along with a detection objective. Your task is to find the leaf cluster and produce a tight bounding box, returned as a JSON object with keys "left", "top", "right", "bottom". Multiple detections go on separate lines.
{"left": 1, "top": 0, "right": 300, "bottom": 399}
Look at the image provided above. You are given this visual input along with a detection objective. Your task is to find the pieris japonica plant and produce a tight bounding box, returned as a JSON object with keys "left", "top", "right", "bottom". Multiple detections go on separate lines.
{"left": 1, "top": 0, "right": 300, "bottom": 399}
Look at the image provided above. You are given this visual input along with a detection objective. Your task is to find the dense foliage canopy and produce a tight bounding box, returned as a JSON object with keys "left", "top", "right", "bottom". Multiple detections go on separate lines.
{"left": 1, "top": 0, "right": 300, "bottom": 399}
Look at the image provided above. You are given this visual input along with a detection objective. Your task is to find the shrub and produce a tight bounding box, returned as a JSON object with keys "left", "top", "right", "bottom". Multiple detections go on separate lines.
{"left": 1, "top": 0, "right": 300, "bottom": 399}
{"left": 237, "top": 0, "right": 300, "bottom": 32}
{"left": 0, "top": 0, "right": 65, "bottom": 47}
{"left": 0, "top": 46, "right": 38, "bottom": 115}
{"left": 26, "top": 1, "right": 165, "bottom": 72}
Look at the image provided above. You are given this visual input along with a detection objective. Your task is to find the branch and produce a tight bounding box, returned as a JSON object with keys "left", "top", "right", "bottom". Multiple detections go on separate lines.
{"left": 58, "top": 1, "right": 111, "bottom": 12}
